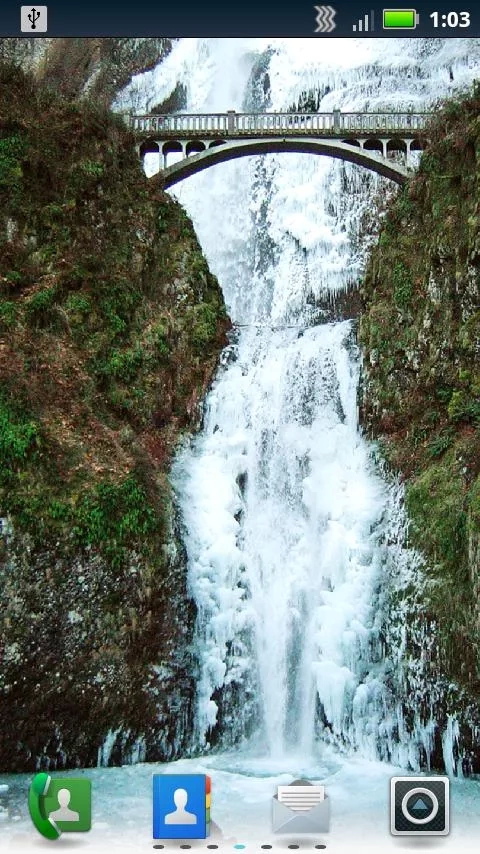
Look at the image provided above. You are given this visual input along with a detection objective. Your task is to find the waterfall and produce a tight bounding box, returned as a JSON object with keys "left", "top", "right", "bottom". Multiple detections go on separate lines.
{"left": 116, "top": 37, "right": 480, "bottom": 768}
{"left": 174, "top": 318, "right": 386, "bottom": 758}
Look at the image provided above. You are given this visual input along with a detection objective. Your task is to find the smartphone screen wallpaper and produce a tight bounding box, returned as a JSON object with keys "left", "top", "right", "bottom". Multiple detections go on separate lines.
{"left": 0, "top": 15, "right": 479, "bottom": 854}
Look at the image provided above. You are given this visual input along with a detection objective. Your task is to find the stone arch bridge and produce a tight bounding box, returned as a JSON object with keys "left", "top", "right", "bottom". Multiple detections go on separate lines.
{"left": 129, "top": 110, "right": 431, "bottom": 187}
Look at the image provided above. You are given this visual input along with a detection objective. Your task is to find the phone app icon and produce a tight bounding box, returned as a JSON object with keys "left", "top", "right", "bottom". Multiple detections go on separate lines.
{"left": 153, "top": 774, "right": 211, "bottom": 839}
{"left": 29, "top": 772, "right": 91, "bottom": 840}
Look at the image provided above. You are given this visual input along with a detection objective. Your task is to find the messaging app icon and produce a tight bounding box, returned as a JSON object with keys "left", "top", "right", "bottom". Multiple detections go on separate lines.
{"left": 153, "top": 774, "right": 211, "bottom": 839}
{"left": 28, "top": 773, "right": 91, "bottom": 840}
{"left": 272, "top": 779, "right": 330, "bottom": 834}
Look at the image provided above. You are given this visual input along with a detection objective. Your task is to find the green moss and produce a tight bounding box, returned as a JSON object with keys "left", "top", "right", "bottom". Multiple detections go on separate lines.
{"left": 65, "top": 292, "right": 92, "bottom": 321}
{"left": 0, "top": 60, "right": 230, "bottom": 772}
{"left": 426, "top": 429, "right": 454, "bottom": 459}
{"left": 102, "top": 345, "right": 144, "bottom": 383}
{"left": 359, "top": 88, "right": 480, "bottom": 698}
{"left": 467, "top": 475, "right": 480, "bottom": 535}
{"left": 25, "top": 286, "right": 58, "bottom": 326}
{"left": 70, "top": 477, "right": 159, "bottom": 568}
{"left": 97, "top": 284, "right": 142, "bottom": 339}
{"left": 360, "top": 301, "right": 392, "bottom": 354}
{"left": 0, "top": 300, "right": 18, "bottom": 329}
{"left": 0, "top": 61, "right": 230, "bottom": 528}
{"left": 392, "top": 262, "right": 413, "bottom": 310}
{"left": 107, "top": 385, "right": 134, "bottom": 413}
{"left": 420, "top": 151, "right": 441, "bottom": 174}
{"left": 0, "top": 395, "right": 40, "bottom": 483}
{"left": 150, "top": 320, "right": 171, "bottom": 362}
{"left": 79, "top": 159, "right": 105, "bottom": 178}
{"left": 4, "top": 270, "right": 23, "bottom": 286}
{"left": 406, "top": 453, "right": 468, "bottom": 576}
{"left": 186, "top": 302, "right": 220, "bottom": 353}
{"left": 0, "top": 133, "right": 27, "bottom": 194}
{"left": 447, "top": 389, "right": 480, "bottom": 423}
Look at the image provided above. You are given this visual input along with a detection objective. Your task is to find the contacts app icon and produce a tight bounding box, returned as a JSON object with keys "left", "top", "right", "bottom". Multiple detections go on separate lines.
{"left": 153, "top": 774, "right": 211, "bottom": 839}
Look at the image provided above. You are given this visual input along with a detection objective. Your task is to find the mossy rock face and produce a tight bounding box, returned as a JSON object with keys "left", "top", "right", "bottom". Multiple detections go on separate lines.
{"left": 359, "top": 88, "right": 480, "bottom": 761}
{"left": 0, "top": 37, "right": 173, "bottom": 105}
{"left": 0, "top": 62, "right": 230, "bottom": 771}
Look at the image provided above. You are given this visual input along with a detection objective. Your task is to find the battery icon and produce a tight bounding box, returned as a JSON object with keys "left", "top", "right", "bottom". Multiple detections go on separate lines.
{"left": 383, "top": 9, "right": 420, "bottom": 28}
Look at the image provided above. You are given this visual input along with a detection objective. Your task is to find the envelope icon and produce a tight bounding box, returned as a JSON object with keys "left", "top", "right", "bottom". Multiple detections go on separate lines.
{"left": 272, "top": 781, "right": 330, "bottom": 834}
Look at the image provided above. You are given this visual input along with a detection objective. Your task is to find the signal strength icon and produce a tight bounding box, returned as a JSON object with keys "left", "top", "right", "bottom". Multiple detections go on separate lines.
{"left": 352, "top": 10, "right": 375, "bottom": 31}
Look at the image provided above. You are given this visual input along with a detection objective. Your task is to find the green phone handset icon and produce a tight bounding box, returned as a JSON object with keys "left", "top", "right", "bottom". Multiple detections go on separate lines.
{"left": 29, "top": 773, "right": 60, "bottom": 840}
{"left": 29, "top": 773, "right": 92, "bottom": 840}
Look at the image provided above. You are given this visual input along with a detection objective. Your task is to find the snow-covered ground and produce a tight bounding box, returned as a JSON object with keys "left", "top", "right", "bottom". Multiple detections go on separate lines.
{"left": 1, "top": 752, "right": 480, "bottom": 852}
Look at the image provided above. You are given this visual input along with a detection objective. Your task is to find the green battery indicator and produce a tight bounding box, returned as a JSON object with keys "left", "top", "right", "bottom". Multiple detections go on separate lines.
{"left": 383, "top": 9, "right": 420, "bottom": 29}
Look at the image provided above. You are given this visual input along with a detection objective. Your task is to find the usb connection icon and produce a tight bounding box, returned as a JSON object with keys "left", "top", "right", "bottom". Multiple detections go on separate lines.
{"left": 21, "top": 6, "right": 48, "bottom": 33}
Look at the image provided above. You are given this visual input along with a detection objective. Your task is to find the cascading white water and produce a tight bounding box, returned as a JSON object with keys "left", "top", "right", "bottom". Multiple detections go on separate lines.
{"left": 116, "top": 37, "right": 480, "bottom": 766}
{"left": 175, "top": 317, "right": 386, "bottom": 757}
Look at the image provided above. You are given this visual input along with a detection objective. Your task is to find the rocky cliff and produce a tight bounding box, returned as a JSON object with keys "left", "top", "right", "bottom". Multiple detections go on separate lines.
{"left": 359, "top": 88, "right": 480, "bottom": 771}
{"left": 0, "top": 38, "right": 173, "bottom": 105}
{"left": 0, "top": 61, "right": 230, "bottom": 771}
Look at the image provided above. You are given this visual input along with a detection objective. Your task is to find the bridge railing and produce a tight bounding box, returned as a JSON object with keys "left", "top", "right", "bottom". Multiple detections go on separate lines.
{"left": 340, "top": 113, "right": 429, "bottom": 132}
{"left": 234, "top": 113, "right": 337, "bottom": 132}
{"left": 130, "top": 114, "right": 230, "bottom": 133}
{"left": 129, "top": 111, "right": 432, "bottom": 136}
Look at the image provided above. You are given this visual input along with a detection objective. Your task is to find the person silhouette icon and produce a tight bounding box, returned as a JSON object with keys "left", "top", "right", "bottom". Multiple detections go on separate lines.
{"left": 49, "top": 788, "right": 79, "bottom": 822}
{"left": 165, "top": 788, "right": 198, "bottom": 825}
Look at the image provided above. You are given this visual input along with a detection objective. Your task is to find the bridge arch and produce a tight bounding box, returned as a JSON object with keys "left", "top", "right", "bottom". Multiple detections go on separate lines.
{"left": 363, "top": 139, "right": 384, "bottom": 156}
{"left": 150, "top": 137, "right": 410, "bottom": 188}
{"left": 410, "top": 138, "right": 424, "bottom": 153}
{"left": 387, "top": 138, "right": 407, "bottom": 155}
{"left": 139, "top": 139, "right": 160, "bottom": 159}
{"left": 162, "top": 140, "right": 183, "bottom": 158}
{"left": 186, "top": 140, "right": 206, "bottom": 156}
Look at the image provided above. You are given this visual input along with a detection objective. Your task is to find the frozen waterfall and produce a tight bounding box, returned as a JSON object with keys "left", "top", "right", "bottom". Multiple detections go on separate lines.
{"left": 117, "top": 37, "right": 480, "bottom": 769}
{"left": 174, "top": 318, "right": 385, "bottom": 758}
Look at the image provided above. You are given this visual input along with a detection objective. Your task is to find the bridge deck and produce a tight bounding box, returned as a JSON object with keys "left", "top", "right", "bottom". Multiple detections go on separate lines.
{"left": 129, "top": 111, "right": 432, "bottom": 138}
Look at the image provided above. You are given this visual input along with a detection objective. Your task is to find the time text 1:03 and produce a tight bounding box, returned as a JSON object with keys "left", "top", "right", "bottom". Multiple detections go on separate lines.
{"left": 430, "top": 11, "right": 471, "bottom": 28}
